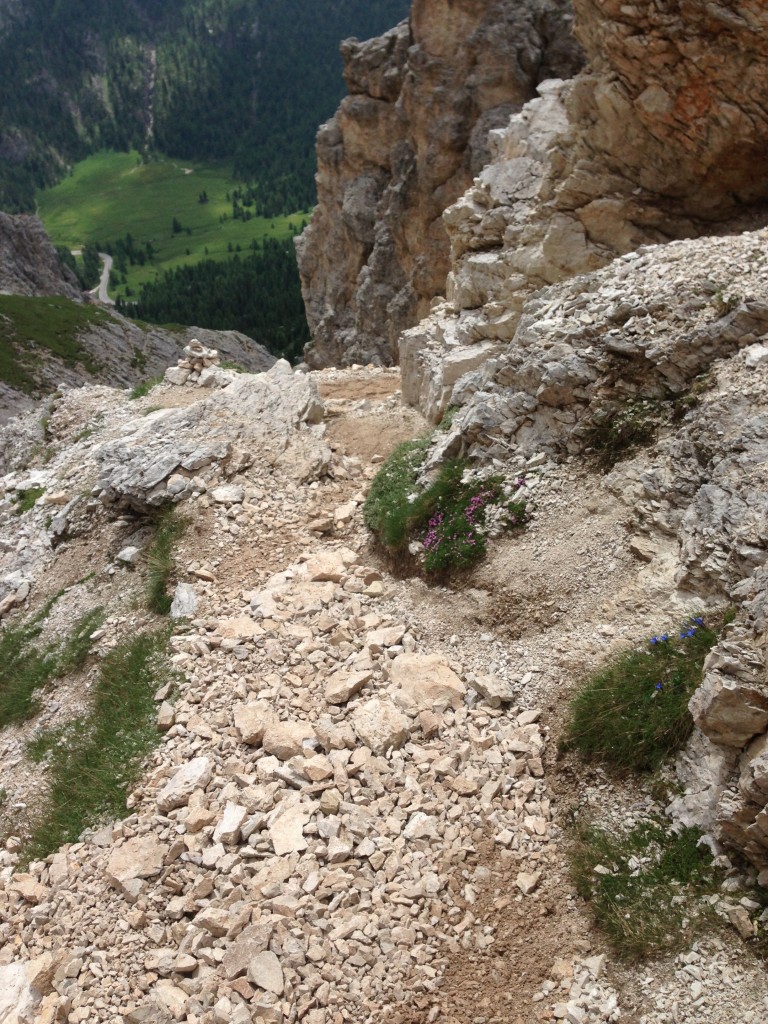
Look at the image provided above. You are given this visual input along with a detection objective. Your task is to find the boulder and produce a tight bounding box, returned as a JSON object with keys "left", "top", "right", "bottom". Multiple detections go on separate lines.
{"left": 156, "top": 757, "right": 213, "bottom": 813}
{"left": 389, "top": 653, "right": 466, "bottom": 713}
{"left": 350, "top": 698, "right": 410, "bottom": 755}
{"left": 262, "top": 720, "right": 316, "bottom": 761}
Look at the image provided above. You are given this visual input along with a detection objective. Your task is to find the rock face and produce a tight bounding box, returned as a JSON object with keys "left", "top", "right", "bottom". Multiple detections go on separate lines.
{"left": 401, "top": 1, "right": 768, "bottom": 416}
{"left": 0, "top": 212, "right": 80, "bottom": 299}
{"left": 296, "top": 0, "right": 583, "bottom": 368}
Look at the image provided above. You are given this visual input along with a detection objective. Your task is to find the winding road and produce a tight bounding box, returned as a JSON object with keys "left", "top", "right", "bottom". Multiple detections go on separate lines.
{"left": 90, "top": 253, "right": 115, "bottom": 305}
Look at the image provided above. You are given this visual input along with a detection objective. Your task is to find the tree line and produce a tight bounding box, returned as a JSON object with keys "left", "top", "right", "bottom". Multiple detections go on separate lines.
{"left": 115, "top": 239, "right": 309, "bottom": 363}
{"left": 0, "top": 0, "right": 410, "bottom": 213}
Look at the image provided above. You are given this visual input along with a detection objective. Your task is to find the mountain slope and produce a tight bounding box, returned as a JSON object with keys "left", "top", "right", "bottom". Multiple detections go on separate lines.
{"left": 0, "top": 0, "right": 410, "bottom": 212}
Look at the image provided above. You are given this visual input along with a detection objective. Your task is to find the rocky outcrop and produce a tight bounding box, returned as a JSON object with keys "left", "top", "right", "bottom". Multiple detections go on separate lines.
{"left": 296, "top": 0, "right": 583, "bottom": 368}
{"left": 401, "top": 223, "right": 768, "bottom": 871}
{"left": 0, "top": 305, "right": 276, "bottom": 425}
{"left": 0, "top": 213, "right": 80, "bottom": 299}
{"left": 401, "top": 1, "right": 768, "bottom": 408}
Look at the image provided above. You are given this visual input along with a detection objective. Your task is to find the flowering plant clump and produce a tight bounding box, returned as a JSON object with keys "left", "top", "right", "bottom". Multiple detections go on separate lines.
{"left": 564, "top": 614, "right": 723, "bottom": 773}
{"left": 420, "top": 471, "right": 527, "bottom": 574}
{"left": 363, "top": 443, "right": 529, "bottom": 577}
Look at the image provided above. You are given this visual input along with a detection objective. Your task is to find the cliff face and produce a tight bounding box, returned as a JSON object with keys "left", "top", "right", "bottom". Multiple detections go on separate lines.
{"left": 296, "top": 0, "right": 583, "bottom": 368}
{"left": 0, "top": 213, "right": 80, "bottom": 300}
{"left": 401, "top": 0, "right": 768, "bottom": 424}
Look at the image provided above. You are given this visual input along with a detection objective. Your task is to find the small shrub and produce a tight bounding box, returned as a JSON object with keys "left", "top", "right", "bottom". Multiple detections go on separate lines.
{"left": 145, "top": 506, "right": 188, "bottom": 614}
{"left": 129, "top": 375, "right": 163, "bottom": 400}
{"left": 13, "top": 486, "right": 45, "bottom": 514}
{"left": 584, "top": 399, "right": 664, "bottom": 471}
{"left": 563, "top": 616, "right": 720, "bottom": 772}
{"left": 570, "top": 817, "right": 721, "bottom": 959}
{"left": 23, "top": 627, "right": 173, "bottom": 861}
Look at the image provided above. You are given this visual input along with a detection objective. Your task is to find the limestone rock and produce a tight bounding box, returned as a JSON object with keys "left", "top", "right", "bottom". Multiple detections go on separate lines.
{"left": 247, "top": 951, "right": 285, "bottom": 996}
{"left": 350, "top": 698, "right": 410, "bottom": 754}
{"left": 169, "top": 582, "right": 197, "bottom": 619}
{"left": 233, "top": 701, "right": 275, "bottom": 745}
{"left": 156, "top": 757, "right": 213, "bottom": 813}
{"left": 268, "top": 802, "right": 312, "bottom": 856}
{"left": 389, "top": 652, "right": 465, "bottom": 712}
{"left": 297, "top": 1, "right": 583, "bottom": 367}
{"left": 690, "top": 639, "right": 768, "bottom": 748}
{"left": 106, "top": 836, "right": 168, "bottom": 893}
{"left": 262, "top": 719, "right": 316, "bottom": 760}
{"left": 325, "top": 669, "right": 371, "bottom": 705}
{"left": 213, "top": 802, "right": 248, "bottom": 845}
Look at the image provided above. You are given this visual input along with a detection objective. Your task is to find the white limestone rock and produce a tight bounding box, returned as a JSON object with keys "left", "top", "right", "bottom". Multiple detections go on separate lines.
{"left": 156, "top": 756, "right": 213, "bottom": 813}
{"left": 350, "top": 698, "right": 410, "bottom": 755}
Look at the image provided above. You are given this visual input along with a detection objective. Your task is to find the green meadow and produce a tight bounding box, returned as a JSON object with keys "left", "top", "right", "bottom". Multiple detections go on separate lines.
{"left": 36, "top": 150, "right": 309, "bottom": 300}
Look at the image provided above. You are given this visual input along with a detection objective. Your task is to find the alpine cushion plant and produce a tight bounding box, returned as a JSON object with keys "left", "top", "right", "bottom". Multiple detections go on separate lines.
{"left": 363, "top": 443, "right": 528, "bottom": 576}
{"left": 418, "top": 465, "right": 527, "bottom": 574}
{"left": 564, "top": 615, "right": 721, "bottom": 773}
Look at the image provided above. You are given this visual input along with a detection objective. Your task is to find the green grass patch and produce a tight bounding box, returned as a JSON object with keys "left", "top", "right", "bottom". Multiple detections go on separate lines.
{"left": 145, "top": 507, "right": 188, "bottom": 615}
{"left": 23, "top": 627, "right": 173, "bottom": 861}
{"left": 563, "top": 616, "right": 721, "bottom": 773}
{"left": 13, "top": 486, "right": 45, "bottom": 515}
{"left": 129, "top": 375, "right": 164, "bottom": 400}
{"left": 363, "top": 439, "right": 430, "bottom": 550}
{"left": 364, "top": 441, "right": 527, "bottom": 576}
{"left": 37, "top": 150, "right": 308, "bottom": 301}
{"left": 570, "top": 817, "right": 721, "bottom": 959}
{"left": 0, "top": 295, "right": 109, "bottom": 393}
{"left": 0, "top": 604, "right": 105, "bottom": 730}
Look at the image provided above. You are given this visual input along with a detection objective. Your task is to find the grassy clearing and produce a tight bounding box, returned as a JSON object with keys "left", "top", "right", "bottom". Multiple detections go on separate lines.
{"left": 37, "top": 150, "right": 308, "bottom": 301}
{"left": 0, "top": 604, "right": 105, "bottom": 731}
{"left": 0, "top": 295, "right": 110, "bottom": 393}
{"left": 145, "top": 507, "right": 188, "bottom": 614}
{"left": 364, "top": 440, "right": 527, "bottom": 576}
{"left": 563, "top": 616, "right": 722, "bottom": 773}
{"left": 571, "top": 817, "right": 721, "bottom": 959}
{"left": 24, "top": 627, "right": 173, "bottom": 861}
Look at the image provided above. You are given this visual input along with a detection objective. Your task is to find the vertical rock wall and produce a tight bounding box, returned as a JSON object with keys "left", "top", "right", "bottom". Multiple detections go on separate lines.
{"left": 296, "top": 0, "right": 583, "bottom": 368}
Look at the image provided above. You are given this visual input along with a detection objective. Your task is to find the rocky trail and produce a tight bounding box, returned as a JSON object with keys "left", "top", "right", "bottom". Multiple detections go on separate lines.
{"left": 0, "top": 358, "right": 767, "bottom": 1024}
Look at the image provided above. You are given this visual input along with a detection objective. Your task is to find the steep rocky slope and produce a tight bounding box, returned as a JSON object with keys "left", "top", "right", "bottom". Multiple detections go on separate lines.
{"left": 0, "top": 214, "right": 80, "bottom": 300}
{"left": 0, "top": 300, "right": 276, "bottom": 426}
{"left": 296, "top": 0, "right": 583, "bottom": 368}
{"left": 0, "top": 212, "right": 277, "bottom": 425}
{"left": 0, "top": 345, "right": 767, "bottom": 1023}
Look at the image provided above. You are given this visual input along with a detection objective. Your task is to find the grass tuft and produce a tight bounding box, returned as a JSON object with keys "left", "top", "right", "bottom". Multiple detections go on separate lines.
{"left": 363, "top": 439, "right": 430, "bottom": 550}
{"left": 0, "top": 602, "right": 104, "bottom": 730}
{"left": 145, "top": 506, "right": 188, "bottom": 614}
{"left": 563, "top": 616, "right": 720, "bottom": 773}
{"left": 24, "top": 627, "right": 173, "bottom": 861}
{"left": 129, "top": 375, "right": 164, "bottom": 400}
{"left": 570, "top": 817, "right": 721, "bottom": 959}
{"left": 13, "top": 487, "right": 45, "bottom": 514}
